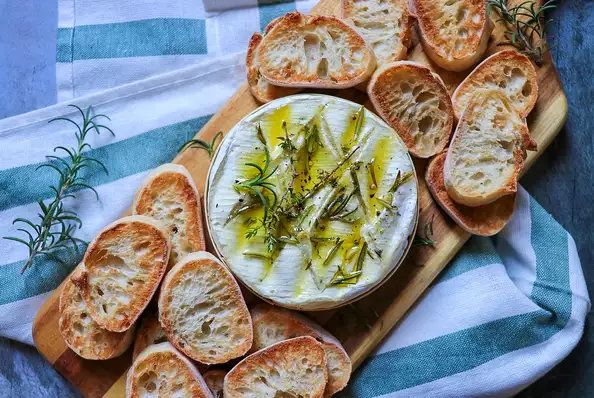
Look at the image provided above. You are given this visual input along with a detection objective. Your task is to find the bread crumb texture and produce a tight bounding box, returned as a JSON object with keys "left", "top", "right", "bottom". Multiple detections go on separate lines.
{"left": 126, "top": 342, "right": 212, "bottom": 398}
{"left": 342, "top": 0, "right": 410, "bottom": 65}
{"left": 258, "top": 11, "right": 375, "bottom": 88}
{"left": 59, "top": 279, "right": 134, "bottom": 360}
{"left": 369, "top": 61, "right": 454, "bottom": 157}
{"left": 224, "top": 336, "right": 328, "bottom": 398}
{"left": 73, "top": 216, "right": 169, "bottom": 332}
{"left": 159, "top": 253, "right": 252, "bottom": 364}
{"left": 445, "top": 90, "right": 534, "bottom": 206}
{"left": 134, "top": 165, "right": 205, "bottom": 268}
{"left": 453, "top": 50, "right": 538, "bottom": 119}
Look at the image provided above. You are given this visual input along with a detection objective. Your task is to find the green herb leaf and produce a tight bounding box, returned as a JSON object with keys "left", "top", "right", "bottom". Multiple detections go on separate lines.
{"left": 178, "top": 131, "right": 223, "bottom": 158}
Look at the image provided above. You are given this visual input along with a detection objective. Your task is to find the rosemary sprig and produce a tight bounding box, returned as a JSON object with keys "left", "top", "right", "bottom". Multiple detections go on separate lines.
{"left": 488, "top": 0, "right": 557, "bottom": 65}
{"left": 414, "top": 215, "right": 438, "bottom": 246}
{"left": 235, "top": 124, "right": 278, "bottom": 231}
{"left": 178, "top": 131, "right": 223, "bottom": 158}
{"left": 4, "top": 105, "right": 113, "bottom": 274}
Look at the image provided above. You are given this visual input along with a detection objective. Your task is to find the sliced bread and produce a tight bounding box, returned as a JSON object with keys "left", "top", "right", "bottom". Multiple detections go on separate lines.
{"left": 132, "top": 310, "right": 169, "bottom": 360}
{"left": 250, "top": 303, "right": 351, "bottom": 396}
{"left": 341, "top": 0, "right": 411, "bottom": 66}
{"left": 413, "top": 0, "right": 492, "bottom": 71}
{"left": 203, "top": 369, "right": 226, "bottom": 398}
{"left": 368, "top": 61, "right": 454, "bottom": 158}
{"left": 444, "top": 90, "right": 536, "bottom": 207}
{"left": 133, "top": 163, "right": 206, "bottom": 269}
{"left": 258, "top": 11, "right": 376, "bottom": 89}
{"left": 59, "top": 276, "right": 135, "bottom": 360}
{"left": 426, "top": 153, "right": 516, "bottom": 235}
{"left": 246, "top": 32, "right": 301, "bottom": 103}
{"left": 224, "top": 336, "right": 328, "bottom": 398}
{"left": 126, "top": 342, "right": 213, "bottom": 398}
{"left": 71, "top": 215, "right": 170, "bottom": 332}
{"left": 452, "top": 50, "right": 538, "bottom": 119}
{"left": 158, "top": 251, "right": 252, "bottom": 365}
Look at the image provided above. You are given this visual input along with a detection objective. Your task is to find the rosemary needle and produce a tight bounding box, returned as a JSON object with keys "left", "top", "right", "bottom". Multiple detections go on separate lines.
{"left": 178, "top": 131, "right": 223, "bottom": 158}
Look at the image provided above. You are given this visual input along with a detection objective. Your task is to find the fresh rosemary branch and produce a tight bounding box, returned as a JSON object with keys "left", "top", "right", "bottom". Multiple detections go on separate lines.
{"left": 488, "top": 0, "right": 557, "bottom": 65}
{"left": 4, "top": 105, "right": 113, "bottom": 274}
{"left": 414, "top": 215, "right": 438, "bottom": 246}
{"left": 178, "top": 131, "right": 223, "bottom": 158}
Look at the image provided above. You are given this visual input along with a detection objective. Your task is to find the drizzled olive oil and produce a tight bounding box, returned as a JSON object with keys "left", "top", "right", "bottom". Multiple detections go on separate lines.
{"left": 207, "top": 95, "right": 418, "bottom": 310}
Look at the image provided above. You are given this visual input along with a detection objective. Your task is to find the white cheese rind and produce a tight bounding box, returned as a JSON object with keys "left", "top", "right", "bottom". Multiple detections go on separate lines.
{"left": 206, "top": 94, "right": 418, "bottom": 310}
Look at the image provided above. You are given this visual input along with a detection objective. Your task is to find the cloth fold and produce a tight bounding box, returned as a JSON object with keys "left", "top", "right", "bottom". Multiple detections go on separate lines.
{"left": 0, "top": 0, "right": 588, "bottom": 396}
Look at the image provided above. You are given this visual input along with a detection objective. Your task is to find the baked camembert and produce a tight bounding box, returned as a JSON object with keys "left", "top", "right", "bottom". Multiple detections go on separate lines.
{"left": 207, "top": 94, "right": 417, "bottom": 310}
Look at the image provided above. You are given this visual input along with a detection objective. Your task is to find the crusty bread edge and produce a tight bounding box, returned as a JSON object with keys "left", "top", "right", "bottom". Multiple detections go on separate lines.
{"left": 71, "top": 215, "right": 170, "bottom": 332}
{"left": 259, "top": 12, "right": 377, "bottom": 89}
{"left": 223, "top": 336, "right": 328, "bottom": 398}
{"left": 126, "top": 342, "right": 213, "bottom": 398}
{"left": 367, "top": 60, "right": 454, "bottom": 158}
{"left": 58, "top": 276, "right": 136, "bottom": 360}
{"left": 132, "top": 163, "right": 206, "bottom": 252}
{"left": 413, "top": 0, "right": 493, "bottom": 72}
{"left": 158, "top": 251, "right": 253, "bottom": 365}
{"left": 451, "top": 50, "right": 539, "bottom": 120}
{"left": 250, "top": 303, "right": 351, "bottom": 395}
{"left": 443, "top": 91, "right": 527, "bottom": 207}
{"left": 426, "top": 153, "right": 516, "bottom": 236}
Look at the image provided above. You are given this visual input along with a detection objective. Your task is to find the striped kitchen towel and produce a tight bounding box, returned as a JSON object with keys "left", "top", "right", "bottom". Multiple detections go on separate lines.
{"left": 0, "top": 0, "right": 589, "bottom": 396}
{"left": 56, "top": 0, "right": 317, "bottom": 100}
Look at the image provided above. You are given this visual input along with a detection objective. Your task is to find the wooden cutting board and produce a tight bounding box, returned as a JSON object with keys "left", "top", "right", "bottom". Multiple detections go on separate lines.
{"left": 32, "top": 1, "right": 567, "bottom": 396}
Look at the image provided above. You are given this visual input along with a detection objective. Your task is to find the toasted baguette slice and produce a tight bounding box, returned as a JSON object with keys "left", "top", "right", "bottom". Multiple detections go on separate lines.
{"left": 368, "top": 61, "right": 454, "bottom": 158}
{"left": 444, "top": 90, "right": 536, "bottom": 207}
{"left": 158, "top": 252, "right": 252, "bottom": 365}
{"left": 71, "top": 216, "right": 170, "bottom": 332}
{"left": 342, "top": 0, "right": 411, "bottom": 66}
{"left": 426, "top": 153, "right": 516, "bottom": 235}
{"left": 133, "top": 163, "right": 205, "bottom": 269}
{"left": 247, "top": 33, "right": 301, "bottom": 103}
{"left": 413, "top": 0, "right": 492, "bottom": 71}
{"left": 452, "top": 50, "right": 538, "bottom": 119}
{"left": 203, "top": 369, "right": 226, "bottom": 398}
{"left": 126, "top": 342, "right": 213, "bottom": 398}
{"left": 250, "top": 303, "right": 351, "bottom": 396}
{"left": 224, "top": 336, "right": 328, "bottom": 398}
{"left": 258, "top": 11, "right": 376, "bottom": 88}
{"left": 132, "top": 310, "right": 169, "bottom": 360}
{"left": 59, "top": 276, "right": 135, "bottom": 360}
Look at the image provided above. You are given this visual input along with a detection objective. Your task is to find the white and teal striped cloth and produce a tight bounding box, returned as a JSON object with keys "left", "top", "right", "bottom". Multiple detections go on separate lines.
{"left": 0, "top": 0, "right": 589, "bottom": 396}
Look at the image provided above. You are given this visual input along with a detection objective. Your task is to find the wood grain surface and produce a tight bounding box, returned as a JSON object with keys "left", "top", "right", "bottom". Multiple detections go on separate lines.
{"left": 31, "top": 1, "right": 567, "bottom": 397}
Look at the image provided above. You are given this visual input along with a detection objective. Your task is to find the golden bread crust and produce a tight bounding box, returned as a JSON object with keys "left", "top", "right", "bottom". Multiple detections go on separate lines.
{"left": 413, "top": 0, "right": 492, "bottom": 71}
{"left": 258, "top": 11, "right": 376, "bottom": 88}
{"left": 71, "top": 216, "right": 170, "bottom": 332}
{"left": 224, "top": 336, "right": 328, "bottom": 398}
{"left": 452, "top": 50, "right": 538, "bottom": 119}
{"left": 158, "top": 252, "right": 252, "bottom": 365}
{"left": 426, "top": 153, "right": 516, "bottom": 236}
{"left": 133, "top": 164, "right": 205, "bottom": 269}
{"left": 368, "top": 61, "right": 454, "bottom": 158}
{"left": 246, "top": 32, "right": 301, "bottom": 103}
{"left": 59, "top": 277, "right": 134, "bottom": 360}
{"left": 126, "top": 342, "right": 213, "bottom": 398}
